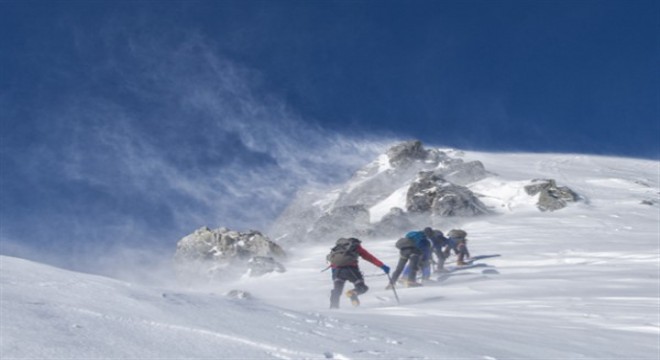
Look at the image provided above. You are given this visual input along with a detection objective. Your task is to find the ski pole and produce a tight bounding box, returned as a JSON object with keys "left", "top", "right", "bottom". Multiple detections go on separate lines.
{"left": 320, "top": 265, "right": 331, "bottom": 272}
{"left": 386, "top": 273, "right": 400, "bottom": 304}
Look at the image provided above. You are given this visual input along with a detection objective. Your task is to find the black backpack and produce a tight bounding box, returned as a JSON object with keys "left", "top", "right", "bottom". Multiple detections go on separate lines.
{"left": 395, "top": 237, "right": 415, "bottom": 249}
{"left": 447, "top": 229, "right": 467, "bottom": 240}
{"left": 327, "top": 238, "right": 361, "bottom": 266}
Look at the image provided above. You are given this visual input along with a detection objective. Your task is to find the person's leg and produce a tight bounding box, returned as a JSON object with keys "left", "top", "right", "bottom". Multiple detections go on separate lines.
{"left": 389, "top": 249, "right": 412, "bottom": 285}
{"left": 420, "top": 258, "right": 432, "bottom": 280}
{"left": 456, "top": 244, "right": 467, "bottom": 265}
{"left": 346, "top": 267, "right": 369, "bottom": 295}
{"left": 443, "top": 246, "right": 452, "bottom": 259}
{"left": 330, "top": 268, "right": 347, "bottom": 308}
{"left": 344, "top": 267, "right": 367, "bottom": 306}
{"left": 407, "top": 251, "right": 421, "bottom": 283}
{"left": 401, "top": 264, "right": 411, "bottom": 279}
{"left": 435, "top": 249, "right": 447, "bottom": 272}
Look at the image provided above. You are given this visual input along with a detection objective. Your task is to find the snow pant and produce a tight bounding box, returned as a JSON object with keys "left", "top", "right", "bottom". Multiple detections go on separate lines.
{"left": 403, "top": 253, "right": 432, "bottom": 280}
{"left": 330, "top": 266, "right": 368, "bottom": 309}
{"left": 435, "top": 248, "right": 449, "bottom": 271}
{"left": 389, "top": 247, "right": 422, "bottom": 285}
{"left": 456, "top": 243, "right": 470, "bottom": 264}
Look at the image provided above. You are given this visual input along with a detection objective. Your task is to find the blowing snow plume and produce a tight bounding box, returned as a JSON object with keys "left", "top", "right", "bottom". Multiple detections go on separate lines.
{"left": 0, "top": 28, "right": 392, "bottom": 281}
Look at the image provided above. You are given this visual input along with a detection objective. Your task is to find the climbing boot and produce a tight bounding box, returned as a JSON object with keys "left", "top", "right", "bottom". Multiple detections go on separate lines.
{"left": 404, "top": 280, "right": 423, "bottom": 288}
{"left": 346, "top": 290, "right": 360, "bottom": 306}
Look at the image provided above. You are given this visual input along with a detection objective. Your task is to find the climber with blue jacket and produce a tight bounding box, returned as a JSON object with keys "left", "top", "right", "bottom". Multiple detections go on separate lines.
{"left": 387, "top": 228, "right": 432, "bottom": 288}
{"left": 402, "top": 228, "right": 452, "bottom": 280}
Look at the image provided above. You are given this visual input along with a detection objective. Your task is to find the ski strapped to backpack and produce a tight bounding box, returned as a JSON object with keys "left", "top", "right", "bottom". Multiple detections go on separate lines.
{"left": 327, "top": 238, "right": 361, "bottom": 266}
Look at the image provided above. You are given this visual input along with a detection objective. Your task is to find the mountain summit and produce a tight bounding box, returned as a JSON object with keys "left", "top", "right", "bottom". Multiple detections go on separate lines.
{"left": 268, "top": 140, "right": 580, "bottom": 244}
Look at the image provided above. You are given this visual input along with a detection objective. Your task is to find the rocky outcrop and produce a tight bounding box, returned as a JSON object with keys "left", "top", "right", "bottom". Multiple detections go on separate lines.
{"left": 174, "top": 227, "right": 286, "bottom": 282}
{"left": 327, "top": 142, "right": 489, "bottom": 219}
{"left": 225, "top": 290, "right": 253, "bottom": 300}
{"left": 268, "top": 140, "right": 494, "bottom": 244}
{"left": 524, "top": 179, "right": 580, "bottom": 211}
{"left": 386, "top": 140, "right": 431, "bottom": 167}
{"left": 407, "top": 171, "right": 490, "bottom": 216}
{"left": 331, "top": 141, "right": 446, "bottom": 209}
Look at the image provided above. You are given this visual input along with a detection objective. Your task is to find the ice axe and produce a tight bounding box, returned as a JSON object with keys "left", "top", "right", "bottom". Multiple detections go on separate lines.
{"left": 386, "top": 273, "right": 400, "bottom": 304}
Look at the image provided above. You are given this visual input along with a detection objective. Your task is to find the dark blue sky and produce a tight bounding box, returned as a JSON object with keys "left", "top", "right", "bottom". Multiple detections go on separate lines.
{"left": 1, "top": 0, "right": 658, "bottom": 272}
{"left": 3, "top": 0, "right": 659, "bottom": 156}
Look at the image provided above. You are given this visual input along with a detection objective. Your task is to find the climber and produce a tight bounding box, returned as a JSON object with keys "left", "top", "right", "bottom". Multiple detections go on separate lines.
{"left": 326, "top": 237, "right": 390, "bottom": 308}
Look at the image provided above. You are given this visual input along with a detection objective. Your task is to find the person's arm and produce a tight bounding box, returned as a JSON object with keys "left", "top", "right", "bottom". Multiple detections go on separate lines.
{"left": 449, "top": 239, "right": 459, "bottom": 255}
{"left": 433, "top": 246, "right": 444, "bottom": 261}
{"left": 357, "top": 246, "right": 384, "bottom": 268}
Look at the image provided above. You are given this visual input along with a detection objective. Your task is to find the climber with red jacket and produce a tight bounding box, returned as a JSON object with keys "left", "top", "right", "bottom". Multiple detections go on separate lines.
{"left": 326, "top": 237, "right": 390, "bottom": 309}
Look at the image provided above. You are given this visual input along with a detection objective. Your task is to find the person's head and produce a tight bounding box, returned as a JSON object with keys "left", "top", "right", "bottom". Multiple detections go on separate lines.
{"left": 423, "top": 227, "right": 434, "bottom": 237}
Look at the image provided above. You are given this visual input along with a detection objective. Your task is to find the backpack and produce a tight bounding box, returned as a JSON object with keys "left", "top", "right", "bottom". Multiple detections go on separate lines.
{"left": 402, "top": 231, "right": 431, "bottom": 250}
{"left": 447, "top": 229, "right": 467, "bottom": 240}
{"left": 395, "top": 237, "right": 415, "bottom": 249}
{"left": 327, "top": 238, "right": 361, "bottom": 266}
{"left": 405, "top": 231, "right": 425, "bottom": 242}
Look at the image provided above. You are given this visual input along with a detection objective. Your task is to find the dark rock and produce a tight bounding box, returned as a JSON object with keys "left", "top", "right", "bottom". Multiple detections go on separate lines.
{"left": 524, "top": 179, "right": 580, "bottom": 211}
{"left": 268, "top": 140, "right": 491, "bottom": 245}
{"left": 406, "top": 171, "right": 490, "bottom": 216}
{"left": 386, "top": 140, "right": 429, "bottom": 168}
{"left": 174, "top": 227, "right": 286, "bottom": 283}
{"left": 225, "top": 290, "right": 253, "bottom": 300}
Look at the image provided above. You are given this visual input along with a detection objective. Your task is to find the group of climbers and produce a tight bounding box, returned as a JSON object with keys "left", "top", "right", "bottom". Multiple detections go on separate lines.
{"left": 325, "top": 227, "right": 470, "bottom": 308}
{"left": 393, "top": 228, "right": 470, "bottom": 287}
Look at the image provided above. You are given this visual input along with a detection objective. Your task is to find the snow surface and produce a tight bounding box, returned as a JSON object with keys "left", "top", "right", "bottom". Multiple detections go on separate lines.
{"left": 2, "top": 152, "right": 659, "bottom": 359}
{"left": 369, "top": 184, "right": 410, "bottom": 223}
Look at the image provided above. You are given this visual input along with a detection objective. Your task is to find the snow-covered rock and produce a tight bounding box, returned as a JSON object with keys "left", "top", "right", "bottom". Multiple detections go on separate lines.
{"left": 174, "top": 227, "right": 286, "bottom": 283}
{"left": 524, "top": 179, "right": 580, "bottom": 211}
{"left": 406, "top": 171, "right": 490, "bottom": 216}
{"left": 269, "top": 141, "right": 492, "bottom": 243}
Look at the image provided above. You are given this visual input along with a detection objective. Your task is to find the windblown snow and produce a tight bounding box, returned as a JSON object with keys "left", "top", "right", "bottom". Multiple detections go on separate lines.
{"left": 1, "top": 151, "right": 659, "bottom": 359}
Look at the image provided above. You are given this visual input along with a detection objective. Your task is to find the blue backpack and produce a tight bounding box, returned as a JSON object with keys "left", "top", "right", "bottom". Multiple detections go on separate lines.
{"left": 404, "top": 231, "right": 431, "bottom": 250}
{"left": 405, "top": 231, "right": 425, "bottom": 242}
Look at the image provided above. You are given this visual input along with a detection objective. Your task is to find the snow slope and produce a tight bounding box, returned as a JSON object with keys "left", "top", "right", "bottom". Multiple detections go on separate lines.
{"left": 2, "top": 152, "right": 659, "bottom": 359}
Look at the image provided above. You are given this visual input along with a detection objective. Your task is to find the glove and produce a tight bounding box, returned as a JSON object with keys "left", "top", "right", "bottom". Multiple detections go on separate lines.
{"left": 381, "top": 265, "right": 390, "bottom": 274}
